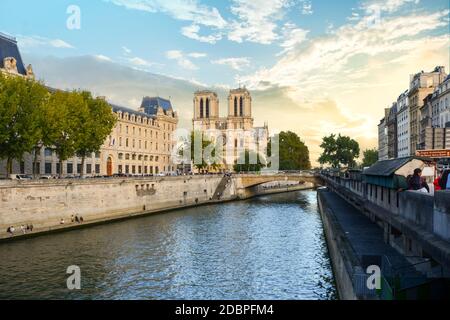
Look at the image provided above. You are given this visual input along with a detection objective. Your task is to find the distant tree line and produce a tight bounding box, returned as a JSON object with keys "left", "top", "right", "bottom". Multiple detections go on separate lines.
{"left": 0, "top": 73, "right": 117, "bottom": 176}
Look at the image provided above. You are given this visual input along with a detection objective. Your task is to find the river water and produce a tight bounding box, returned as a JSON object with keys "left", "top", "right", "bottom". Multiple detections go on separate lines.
{"left": 0, "top": 190, "right": 337, "bottom": 300}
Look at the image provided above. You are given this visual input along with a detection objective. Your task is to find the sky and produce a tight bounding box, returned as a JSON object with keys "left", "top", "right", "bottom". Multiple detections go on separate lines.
{"left": 1, "top": 0, "right": 449, "bottom": 164}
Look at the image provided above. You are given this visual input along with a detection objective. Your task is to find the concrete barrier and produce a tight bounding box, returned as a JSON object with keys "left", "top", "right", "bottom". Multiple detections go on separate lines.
{"left": 434, "top": 191, "right": 450, "bottom": 241}
{"left": 399, "top": 191, "right": 434, "bottom": 233}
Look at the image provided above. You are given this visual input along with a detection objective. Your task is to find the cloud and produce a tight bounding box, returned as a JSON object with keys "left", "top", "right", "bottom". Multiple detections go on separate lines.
{"left": 16, "top": 35, "right": 74, "bottom": 49}
{"left": 122, "top": 46, "right": 132, "bottom": 54}
{"left": 187, "top": 52, "right": 207, "bottom": 58}
{"left": 181, "top": 24, "right": 222, "bottom": 44}
{"left": 94, "top": 54, "right": 113, "bottom": 62}
{"left": 227, "top": 0, "right": 293, "bottom": 44}
{"left": 105, "top": 0, "right": 227, "bottom": 28}
{"left": 240, "top": 9, "right": 449, "bottom": 101}
{"left": 279, "top": 23, "right": 309, "bottom": 54}
{"left": 211, "top": 57, "right": 251, "bottom": 71}
{"left": 361, "top": 0, "right": 420, "bottom": 14}
{"left": 166, "top": 50, "right": 198, "bottom": 70}
{"left": 128, "top": 56, "right": 154, "bottom": 67}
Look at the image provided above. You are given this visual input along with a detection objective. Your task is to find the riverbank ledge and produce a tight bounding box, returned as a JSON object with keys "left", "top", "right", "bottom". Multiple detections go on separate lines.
{"left": 0, "top": 175, "right": 314, "bottom": 241}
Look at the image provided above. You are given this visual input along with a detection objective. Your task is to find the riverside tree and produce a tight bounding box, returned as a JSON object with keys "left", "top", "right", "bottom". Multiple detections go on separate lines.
{"left": 276, "top": 131, "right": 311, "bottom": 170}
{"left": 44, "top": 90, "right": 87, "bottom": 176}
{"left": 0, "top": 73, "right": 48, "bottom": 175}
{"left": 180, "top": 131, "right": 222, "bottom": 172}
{"left": 319, "top": 134, "right": 360, "bottom": 168}
{"left": 361, "top": 148, "right": 379, "bottom": 168}
{"left": 233, "top": 149, "right": 266, "bottom": 173}
{"left": 75, "top": 92, "right": 117, "bottom": 177}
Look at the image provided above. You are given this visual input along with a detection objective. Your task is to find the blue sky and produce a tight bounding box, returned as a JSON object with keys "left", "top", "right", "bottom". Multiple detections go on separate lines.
{"left": 1, "top": 0, "right": 447, "bottom": 87}
{"left": 1, "top": 0, "right": 449, "bottom": 162}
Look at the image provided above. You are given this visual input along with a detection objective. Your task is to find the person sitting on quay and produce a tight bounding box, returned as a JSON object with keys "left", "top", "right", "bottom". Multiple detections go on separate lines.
{"left": 26, "top": 224, "right": 33, "bottom": 232}
{"left": 6, "top": 226, "right": 15, "bottom": 236}
{"left": 20, "top": 225, "right": 26, "bottom": 234}
{"left": 407, "top": 168, "right": 430, "bottom": 193}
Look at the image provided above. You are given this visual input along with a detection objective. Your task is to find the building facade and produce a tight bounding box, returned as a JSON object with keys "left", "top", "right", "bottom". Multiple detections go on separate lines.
{"left": 396, "top": 90, "right": 410, "bottom": 158}
{"left": 378, "top": 112, "right": 388, "bottom": 161}
{"left": 0, "top": 33, "right": 178, "bottom": 177}
{"left": 193, "top": 88, "right": 269, "bottom": 171}
{"left": 432, "top": 75, "right": 450, "bottom": 129}
{"left": 387, "top": 103, "right": 398, "bottom": 159}
{"left": 408, "top": 66, "right": 447, "bottom": 154}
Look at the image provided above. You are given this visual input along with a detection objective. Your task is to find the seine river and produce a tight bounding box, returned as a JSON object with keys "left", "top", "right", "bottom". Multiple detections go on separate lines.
{"left": 0, "top": 190, "right": 336, "bottom": 300}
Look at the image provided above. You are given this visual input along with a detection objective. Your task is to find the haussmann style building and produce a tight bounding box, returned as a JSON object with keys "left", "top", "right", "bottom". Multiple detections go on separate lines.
{"left": 0, "top": 33, "right": 179, "bottom": 177}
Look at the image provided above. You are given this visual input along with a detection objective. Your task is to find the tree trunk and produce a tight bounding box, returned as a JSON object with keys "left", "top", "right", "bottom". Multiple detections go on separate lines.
{"left": 6, "top": 157, "right": 13, "bottom": 175}
{"left": 32, "top": 146, "right": 41, "bottom": 179}
{"left": 59, "top": 160, "right": 63, "bottom": 178}
{"left": 81, "top": 156, "right": 85, "bottom": 178}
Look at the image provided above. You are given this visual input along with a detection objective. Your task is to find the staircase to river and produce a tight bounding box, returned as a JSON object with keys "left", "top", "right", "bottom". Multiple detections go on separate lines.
{"left": 212, "top": 175, "right": 230, "bottom": 201}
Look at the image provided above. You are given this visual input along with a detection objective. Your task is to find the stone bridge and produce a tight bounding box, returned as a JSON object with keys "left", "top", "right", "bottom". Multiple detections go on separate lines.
{"left": 232, "top": 173, "right": 323, "bottom": 198}
{"left": 235, "top": 172, "right": 323, "bottom": 189}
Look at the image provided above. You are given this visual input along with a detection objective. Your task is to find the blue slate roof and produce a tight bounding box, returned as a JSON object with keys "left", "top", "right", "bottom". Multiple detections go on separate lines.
{"left": 110, "top": 103, "right": 155, "bottom": 119}
{"left": 0, "top": 33, "right": 27, "bottom": 75}
{"left": 140, "top": 97, "right": 172, "bottom": 115}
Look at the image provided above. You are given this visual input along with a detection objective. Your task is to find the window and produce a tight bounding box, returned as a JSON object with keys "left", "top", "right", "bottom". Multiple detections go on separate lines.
{"left": 67, "top": 163, "right": 73, "bottom": 174}
{"left": 234, "top": 97, "right": 238, "bottom": 116}
{"left": 206, "top": 98, "right": 210, "bottom": 118}
{"left": 132, "top": 165, "right": 136, "bottom": 174}
{"left": 56, "top": 163, "right": 61, "bottom": 175}
{"left": 95, "top": 164, "right": 100, "bottom": 174}
{"left": 45, "top": 163, "right": 52, "bottom": 174}
{"left": 118, "top": 165, "right": 123, "bottom": 174}
{"left": 77, "top": 164, "right": 82, "bottom": 174}
{"left": 20, "top": 161, "right": 25, "bottom": 174}
{"left": 35, "top": 162, "right": 40, "bottom": 174}
{"left": 200, "top": 98, "right": 204, "bottom": 118}
{"left": 44, "top": 148, "right": 53, "bottom": 157}
{"left": 118, "top": 153, "right": 123, "bottom": 160}
{"left": 125, "top": 165, "right": 129, "bottom": 174}
{"left": 126, "top": 138, "right": 129, "bottom": 147}
{"left": 86, "top": 164, "right": 92, "bottom": 174}
{"left": 240, "top": 97, "right": 243, "bottom": 116}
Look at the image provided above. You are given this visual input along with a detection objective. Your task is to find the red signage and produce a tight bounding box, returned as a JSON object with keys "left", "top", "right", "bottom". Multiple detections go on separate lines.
{"left": 416, "top": 149, "right": 450, "bottom": 158}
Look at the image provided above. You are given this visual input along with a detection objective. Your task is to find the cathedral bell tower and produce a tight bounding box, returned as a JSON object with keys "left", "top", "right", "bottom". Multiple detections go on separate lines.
{"left": 193, "top": 90, "right": 219, "bottom": 130}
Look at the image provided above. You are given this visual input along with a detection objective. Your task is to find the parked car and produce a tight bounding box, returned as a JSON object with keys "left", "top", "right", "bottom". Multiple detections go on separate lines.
{"left": 9, "top": 174, "right": 33, "bottom": 180}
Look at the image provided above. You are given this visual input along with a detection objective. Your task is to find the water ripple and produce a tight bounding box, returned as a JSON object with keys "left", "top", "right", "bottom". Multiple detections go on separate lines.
{"left": 0, "top": 190, "right": 337, "bottom": 300}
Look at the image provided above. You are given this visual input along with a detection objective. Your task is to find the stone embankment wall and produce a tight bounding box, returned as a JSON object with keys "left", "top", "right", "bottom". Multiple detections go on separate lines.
{"left": 0, "top": 175, "right": 316, "bottom": 241}
{"left": 0, "top": 175, "right": 236, "bottom": 240}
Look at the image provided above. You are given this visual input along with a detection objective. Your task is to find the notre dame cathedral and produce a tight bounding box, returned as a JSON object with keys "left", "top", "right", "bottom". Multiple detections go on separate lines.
{"left": 193, "top": 87, "right": 269, "bottom": 171}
